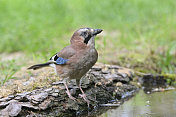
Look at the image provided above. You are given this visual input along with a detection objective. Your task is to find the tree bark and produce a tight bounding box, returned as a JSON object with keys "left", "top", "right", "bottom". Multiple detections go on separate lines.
{"left": 0, "top": 64, "right": 137, "bottom": 117}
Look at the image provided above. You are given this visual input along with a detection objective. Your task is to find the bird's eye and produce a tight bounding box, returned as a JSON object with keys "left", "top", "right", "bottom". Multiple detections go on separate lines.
{"left": 83, "top": 32, "right": 87, "bottom": 37}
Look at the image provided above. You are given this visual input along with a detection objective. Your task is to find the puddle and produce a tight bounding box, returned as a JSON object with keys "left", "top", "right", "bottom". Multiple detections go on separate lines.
{"left": 99, "top": 90, "right": 176, "bottom": 117}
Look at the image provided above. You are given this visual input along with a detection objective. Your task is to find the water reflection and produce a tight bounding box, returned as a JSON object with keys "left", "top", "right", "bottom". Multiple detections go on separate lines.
{"left": 99, "top": 90, "right": 176, "bottom": 117}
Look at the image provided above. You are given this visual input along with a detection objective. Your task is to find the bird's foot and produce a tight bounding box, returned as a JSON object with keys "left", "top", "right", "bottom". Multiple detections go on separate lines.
{"left": 79, "top": 93, "right": 90, "bottom": 106}
{"left": 66, "top": 90, "right": 76, "bottom": 101}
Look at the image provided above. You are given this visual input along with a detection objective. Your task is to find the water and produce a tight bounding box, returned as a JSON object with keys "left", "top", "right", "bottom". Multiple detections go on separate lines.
{"left": 99, "top": 90, "right": 176, "bottom": 117}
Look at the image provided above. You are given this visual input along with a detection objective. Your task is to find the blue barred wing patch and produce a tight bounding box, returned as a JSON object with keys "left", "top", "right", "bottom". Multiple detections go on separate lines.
{"left": 56, "top": 57, "right": 68, "bottom": 65}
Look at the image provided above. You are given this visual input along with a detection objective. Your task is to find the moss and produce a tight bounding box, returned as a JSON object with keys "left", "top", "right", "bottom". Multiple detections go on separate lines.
{"left": 0, "top": 67, "right": 59, "bottom": 97}
{"left": 130, "top": 81, "right": 141, "bottom": 88}
{"left": 162, "top": 73, "right": 176, "bottom": 81}
{"left": 173, "top": 81, "right": 176, "bottom": 87}
{"left": 162, "top": 73, "right": 176, "bottom": 86}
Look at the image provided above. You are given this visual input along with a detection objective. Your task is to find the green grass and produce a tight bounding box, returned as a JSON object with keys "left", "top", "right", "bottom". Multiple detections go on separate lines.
{"left": 0, "top": 0, "right": 176, "bottom": 82}
{"left": 0, "top": 60, "right": 19, "bottom": 85}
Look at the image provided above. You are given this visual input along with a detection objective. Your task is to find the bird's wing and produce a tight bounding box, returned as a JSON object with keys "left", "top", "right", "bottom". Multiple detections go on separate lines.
{"left": 49, "top": 45, "right": 76, "bottom": 65}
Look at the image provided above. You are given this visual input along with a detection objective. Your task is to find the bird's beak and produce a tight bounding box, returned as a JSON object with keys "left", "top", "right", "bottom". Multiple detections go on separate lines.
{"left": 93, "top": 29, "right": 103, "bottom": 36}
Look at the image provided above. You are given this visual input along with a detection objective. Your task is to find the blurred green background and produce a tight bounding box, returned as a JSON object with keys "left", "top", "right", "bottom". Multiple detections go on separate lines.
{"left": 0, "top": 0, "right": 176, "bottom": 84}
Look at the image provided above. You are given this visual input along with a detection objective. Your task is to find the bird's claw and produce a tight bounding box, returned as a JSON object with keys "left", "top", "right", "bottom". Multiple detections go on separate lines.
{"left": 66, "top": 90, "right": 76, "bottom": 101}
{"left": 79, "top": 93, "right": 90, "bottom": 105}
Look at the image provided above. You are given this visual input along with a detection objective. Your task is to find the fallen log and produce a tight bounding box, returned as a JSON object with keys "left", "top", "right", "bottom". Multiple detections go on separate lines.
{"left": 0, "top": 64, "right": 138, "bottom": 116}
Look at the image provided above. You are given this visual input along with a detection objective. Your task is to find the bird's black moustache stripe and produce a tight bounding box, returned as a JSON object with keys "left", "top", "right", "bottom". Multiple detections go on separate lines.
{"left": 84, "top": 35, "right": 91, "bottom": 44}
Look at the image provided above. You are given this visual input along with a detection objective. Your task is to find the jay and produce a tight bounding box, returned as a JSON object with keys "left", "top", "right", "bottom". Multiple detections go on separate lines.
{"left": 28, "top": 28, "right": 102, "bottom": 103}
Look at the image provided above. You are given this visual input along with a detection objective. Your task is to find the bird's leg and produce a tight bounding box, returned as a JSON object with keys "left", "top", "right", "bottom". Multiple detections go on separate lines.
{"left": 79, "top": 86, "right": 90, "bottom": 104}
{"left": 63, "top": 80, "right": 76, "bottom": 101}
{"left": 77, "top": 79, "right": 90, "bottom": 105}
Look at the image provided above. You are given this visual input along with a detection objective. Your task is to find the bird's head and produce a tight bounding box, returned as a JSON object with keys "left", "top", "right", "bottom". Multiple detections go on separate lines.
{"left": 70, "top": 28, "right": 103, "bottom": 47}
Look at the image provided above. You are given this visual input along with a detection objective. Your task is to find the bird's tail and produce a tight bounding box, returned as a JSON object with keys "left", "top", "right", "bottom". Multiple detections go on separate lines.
{"left": 28, "top": 61, "right": 55, "bottom": 70}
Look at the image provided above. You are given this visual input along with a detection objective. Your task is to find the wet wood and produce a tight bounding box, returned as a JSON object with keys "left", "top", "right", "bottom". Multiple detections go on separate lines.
{"left": 0, "top": 64, "right": 137, "bottom": 116}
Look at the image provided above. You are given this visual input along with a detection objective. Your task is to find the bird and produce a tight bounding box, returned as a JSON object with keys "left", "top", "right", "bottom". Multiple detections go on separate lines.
{"left": 28, "top": 28, "right": 103, "bottom": 104}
